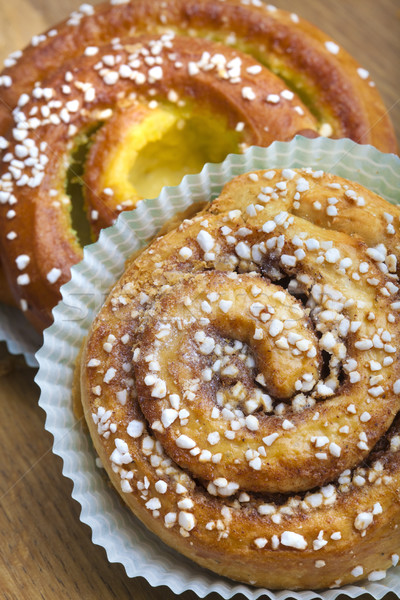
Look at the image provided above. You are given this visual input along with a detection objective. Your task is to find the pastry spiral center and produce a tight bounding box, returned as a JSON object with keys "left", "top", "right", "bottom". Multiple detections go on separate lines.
{"left": 135, "top": 271, "right": 321, "bottom": 493}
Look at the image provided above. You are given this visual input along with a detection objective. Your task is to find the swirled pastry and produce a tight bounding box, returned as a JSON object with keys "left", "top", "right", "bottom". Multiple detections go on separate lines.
{"left": 0, "top": 0, "right": 397, "bottom": 328}
{"left": 79, "top": 169, "right": 400, "bottom": 589}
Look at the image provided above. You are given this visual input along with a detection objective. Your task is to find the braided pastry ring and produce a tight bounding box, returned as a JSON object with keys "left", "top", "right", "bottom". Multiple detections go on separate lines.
{"left": 0, "top": 0, "right": 397, "bottom": 325}
{"left": 80, "top": 168, "right": 400, "bottom": 589}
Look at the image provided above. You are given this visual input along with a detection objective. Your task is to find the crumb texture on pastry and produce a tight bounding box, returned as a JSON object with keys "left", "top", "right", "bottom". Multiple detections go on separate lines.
{"left": 0, "top": 0, "right": 397, "bottom": 327}
{"left": 80, "top": 168, "right": 400, "bottom": 590}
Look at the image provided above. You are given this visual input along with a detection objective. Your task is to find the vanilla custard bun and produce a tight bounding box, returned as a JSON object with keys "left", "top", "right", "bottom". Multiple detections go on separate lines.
{"left": 0, "top": 0, "right": 397, "bottom": 329}
{"left": 79, "top": 168, "right": 400, "bottom": 590}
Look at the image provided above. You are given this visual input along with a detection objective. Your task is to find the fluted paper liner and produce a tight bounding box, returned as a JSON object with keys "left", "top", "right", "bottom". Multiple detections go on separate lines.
{"left": 33, "top": 138, "right": 400, "bottom": 599}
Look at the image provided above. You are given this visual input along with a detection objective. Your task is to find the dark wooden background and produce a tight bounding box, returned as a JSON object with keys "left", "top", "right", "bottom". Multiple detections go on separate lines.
{"left": 0, "top": 1, "right": 399, "bottom": 598}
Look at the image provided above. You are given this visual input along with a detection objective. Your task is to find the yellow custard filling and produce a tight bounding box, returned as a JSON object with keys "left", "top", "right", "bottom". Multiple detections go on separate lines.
{"left": 99, "top": 105, "right": 242, "bottom": 203}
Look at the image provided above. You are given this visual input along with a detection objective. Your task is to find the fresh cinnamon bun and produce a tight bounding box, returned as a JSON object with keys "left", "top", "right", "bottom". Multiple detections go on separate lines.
{"left": 79, "top": 169, "right": 400, "bottom": 589}
{"left": 0, "top": 0, "right": 397, "bottom": 328}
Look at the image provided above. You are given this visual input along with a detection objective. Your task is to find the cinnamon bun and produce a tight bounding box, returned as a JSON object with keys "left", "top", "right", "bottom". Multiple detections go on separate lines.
{"left": 79, "top": 168, "right": 400, "bottom": 589}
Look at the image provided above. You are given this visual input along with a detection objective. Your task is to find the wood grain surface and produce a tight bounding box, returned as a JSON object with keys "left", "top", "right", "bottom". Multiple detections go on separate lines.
{"left": 0, "top": 1, "right": 399, "bottom": 599}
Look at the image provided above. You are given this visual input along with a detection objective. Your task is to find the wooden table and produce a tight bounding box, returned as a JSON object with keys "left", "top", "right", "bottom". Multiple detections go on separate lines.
{"left": 0, "top": 1, "right": 399, "bottom": 599}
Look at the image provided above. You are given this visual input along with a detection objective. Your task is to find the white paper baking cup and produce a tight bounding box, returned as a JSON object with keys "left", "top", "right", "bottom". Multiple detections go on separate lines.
{"left": 35, "top": 137, "right": 400, "bottom": 598}
{"left": 0, "top": 303, "right": 40, "bottom": 367}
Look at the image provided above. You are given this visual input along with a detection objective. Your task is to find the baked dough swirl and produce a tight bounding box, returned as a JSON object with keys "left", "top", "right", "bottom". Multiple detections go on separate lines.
{"left": 80, "top": 169, "right": 400, "bottom": 589}
{"left": 0, "top": 0, "right": 397, "bottom": 327}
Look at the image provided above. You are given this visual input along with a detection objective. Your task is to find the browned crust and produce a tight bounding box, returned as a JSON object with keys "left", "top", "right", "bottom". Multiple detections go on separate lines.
{"left": 0, "top": 265, "right": 16, "bottom": 305}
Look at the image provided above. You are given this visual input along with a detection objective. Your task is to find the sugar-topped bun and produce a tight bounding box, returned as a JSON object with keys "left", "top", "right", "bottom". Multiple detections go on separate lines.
{"left": 79, "top": 168, "right": 400, "bottom": 589}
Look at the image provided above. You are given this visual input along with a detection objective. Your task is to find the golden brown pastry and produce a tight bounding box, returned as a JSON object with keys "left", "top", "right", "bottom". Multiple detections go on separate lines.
{"left": 0, "top": 0, "right": 397, "bottom": 328}
{"left": 79, "top": 168, "right": 400, "bottom": 589}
